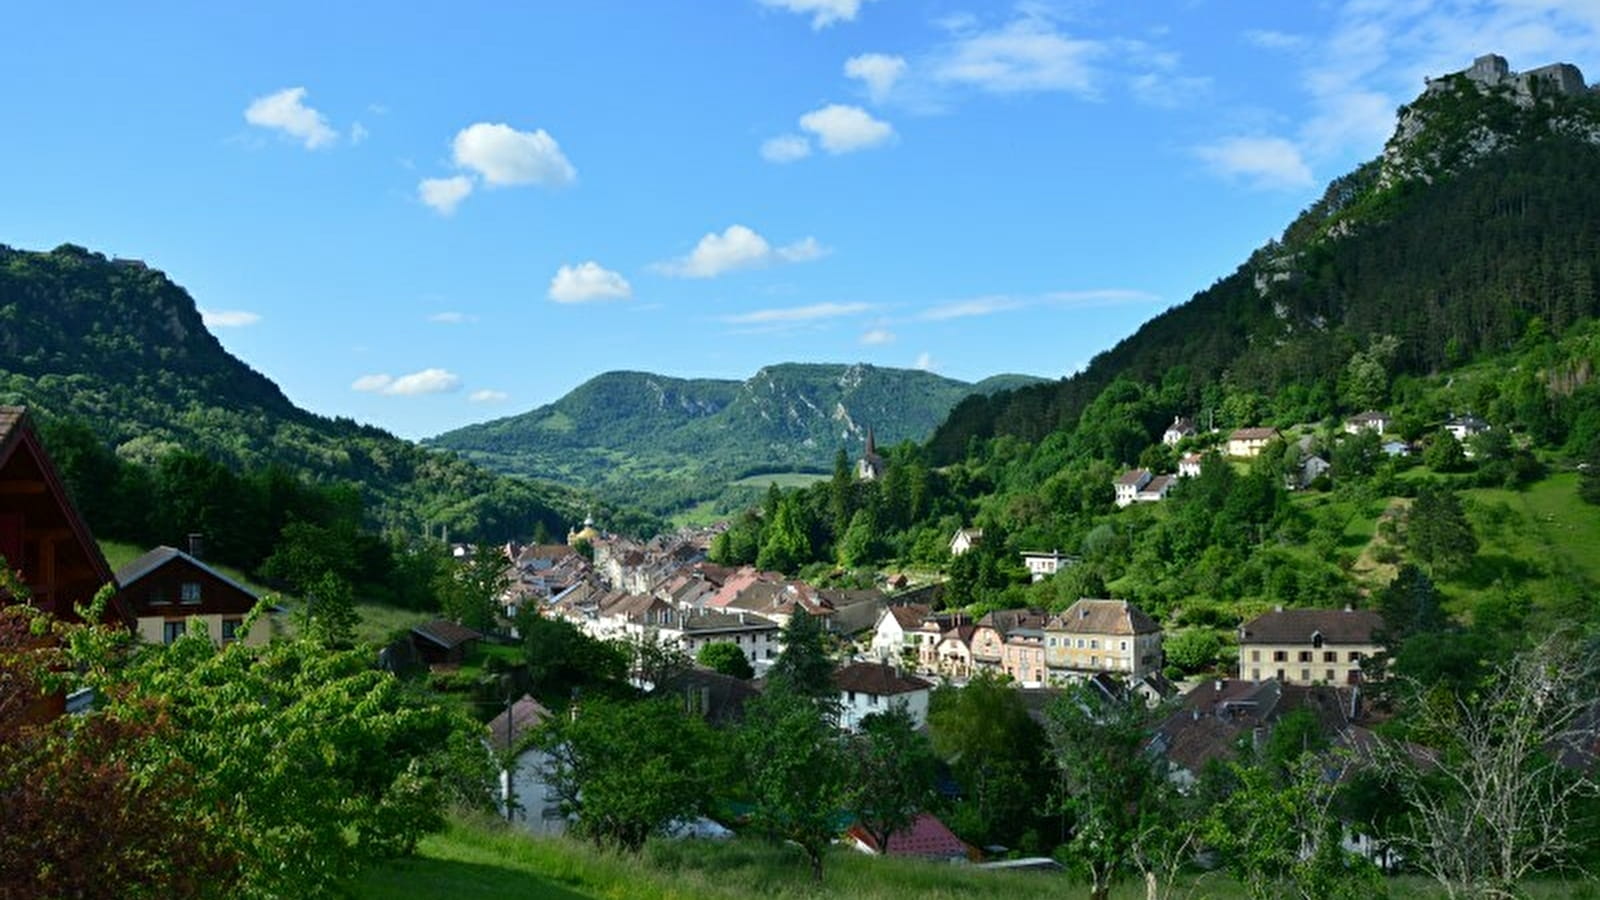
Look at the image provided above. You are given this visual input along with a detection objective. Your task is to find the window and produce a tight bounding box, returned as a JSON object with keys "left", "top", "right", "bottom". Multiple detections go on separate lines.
{"left": 1120, "top": 641, "right": 1128, "bottom": 651}
{"left": 148, "top": 588, "right": 170, "bottom": 606}
{"left": 1298, "top": 650, "right": 1313, "bottom": 663}
{"left": 1251, "top": 668, "right": 1260, "bottom": 679}
{"left": 1272, "top": 650, "right": 1287, "bottom": 662}
{"left": 180, "top": 582, "right": 201, "bottom": 605}
{"left": 1323, "top": 651, "right": 1338, "bottom": 663}
{"left": 1076, "top": 639, "right": 1085, "bottom": 649}
{"left": 1275, "top": 668, "right": 1285, "bottom": 680}
{"left": 1348, "top": 651, "right": 1363, "bottom": 662}
{"left": 1090, "top": 656, "right": 1098, "bottom": 667}
{"left": 162, "top": 621, "right": 185, "bottom": 644}
{"left": 1251, "top": 650, "right": 1261, "bottom": 662}
{"left": 1090, "top": 639, "right": 1099, "bottom": 650}
{"left": 869, "top": 694, "right": 879, "bottom": 706}
{"left": 1300, "top": 669, "right": 1310, "bottom": 681}
{"left": 1325, "top": 669, "right": 1335, "bottom": 682}
{"left": 1047, "top": 637, "right": 1056, "bottom": 647}
{"left": 848, "top": 691, "right": 857, "bottom": 704}
{"left": 221, "top": 619, "right": 242, "bottom": 642}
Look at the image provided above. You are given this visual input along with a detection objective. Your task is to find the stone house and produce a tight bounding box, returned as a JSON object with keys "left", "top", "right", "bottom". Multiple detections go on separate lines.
{"left": 1044, "top": 599, "right": 1163, "bottom": 681}
{"left": 1237, "top": 607, "right": 1384, "bottom": 686}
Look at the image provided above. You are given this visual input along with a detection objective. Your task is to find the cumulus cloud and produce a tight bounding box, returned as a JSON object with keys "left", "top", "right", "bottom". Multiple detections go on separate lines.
{"left": 351, "top": 368, "right": 462, "bottom": 396}
{"left": 760, "top": 134, "right": 812, "bottom": 163}
{"left": 549, "top": 261, "right": 633, "bottom": 303}
{"left": 199, "top": 308, "right": 262, "bottom": 328}
{"left": 845, "top": 53, "right": 908, "bottom": 102}
{"left": 418, "top": 175, "right": 474, "bottom": 215}
{"left": 655, "top": 225, "right": 827, "bottom": 278}
{"left": 427, "top": 311, "right": 476, "bottom": 324}
{"left": 860, "top": 327, "right": 895, "bottom": 345}
{"left": 469, "top": 389, "right": 509, "bottom": 403}
{"left": 722, "top": 302, "right": 872, "bottom": 324}
{"left": 798, "top": 104, "right": 895, "bottom": 154}
{"left": 349, "top": 122, "right": 369, "bottom": 144}
{"left": 452, "top": 122, "right": 576, "bottom": 187}
{"left": 757, "top": 0, "right": 873, "bottom": 30}
{"left": 1194, "top": 136, "right": 1314, "bottom": 190}
{"left": 244, "top": 87, "right": 338, "bottom": 149}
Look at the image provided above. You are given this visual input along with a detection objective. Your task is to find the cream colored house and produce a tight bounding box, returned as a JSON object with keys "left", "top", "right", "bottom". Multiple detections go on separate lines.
{"left": 1238, "top": 607, "right": 1384, "bottom": 686}
{"left": 1044, "top": 599, "right": 1163, "bottom": 681}
{"left": 1226, "top": 427, "right": 1281, "bottom": 458}
{"left": 115, "top": 546, "right": 275, "bottom": 647}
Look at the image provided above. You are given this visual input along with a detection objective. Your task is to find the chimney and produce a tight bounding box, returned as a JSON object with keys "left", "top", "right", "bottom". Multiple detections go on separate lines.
{"left": 187, "top": 533, "right": 205, "bottom": 561}
{"left": 1214, "top": 680, "right": 1223, "bottom": 692}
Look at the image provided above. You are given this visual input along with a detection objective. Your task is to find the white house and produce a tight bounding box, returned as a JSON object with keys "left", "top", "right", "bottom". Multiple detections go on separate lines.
{"left": 1114, "top": 469, "right": 1153, "bottom": 507}
{"left": 948, "top": 528, "right": 983, "bottom": 557}
{"left": 677, "top": 610, "right": 782, "bottom": 669}
{"left": 1162, "top": 416, "right": 1197, "bottom": 446}
{"left": 1136, "top": 474, "right": 1175, "bottom": 503}
{"left": 1444, "top": 414, "right": 1489, "bottom": 442}
{"left": 870, "top": 604, "right": 931, "bottom": 661}
{"left": 1177, "top": 453, "right": 1204, "bottom": 478}
{"left": 487, "top": 695, "right": 565, "bottom": 835}
{"left": 1344, "top": 410, "right": 1389, "bottom": 435}
{"left": 1020, "top": 551, "right": 1076, "bottom": 583}
{"left": 834, "top": 661, "right": 933, "bottom": 731}
{"left": 1227, "top": 427, "right": 1281, "bottom": 458}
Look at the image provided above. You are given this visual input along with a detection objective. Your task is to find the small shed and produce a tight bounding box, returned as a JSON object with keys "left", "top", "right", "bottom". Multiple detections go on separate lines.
{"left": 410, "top": 619, "right": 483, "bottom": 665}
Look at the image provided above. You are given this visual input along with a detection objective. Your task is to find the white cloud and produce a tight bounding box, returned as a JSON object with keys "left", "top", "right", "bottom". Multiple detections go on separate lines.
{"left": 722, "top": 302, "right": 872, "bottom": 324}
{"left": 244, "top": 87, "right": 337, "bottom": 149}
{"left": 1243, "top": 29, "right": 1306, "bottom": 50}
{"left": 656, "top": 225, "right": 826, "bottom": 278}
{"left": 913, "top": 352, "right": 937, "bottom": 371}
{"left": 418, "top": 175, "right": 473, "bottom": 215}
{"left": 351, "top": 374, "right": 395, "bottom": 393}
{"left": 798, "top": 104, "right": 895, "bottom": 154}
{"left": 845, "top": 53, "right": 908, "bottom": 102}
{"left": 860, "top": 327, "right": 896, "bottom": 345}
{"left": 761, "top": 134, "right": 812, "bottom": 163}
{"left": 428, "top": 311, "right": 476, "bottom": 324}
{"left": 549, "top": 261, "right": 633, "bottom": 304}
{"left": 931, "top": 14, "right": 1105, "bottom": 96}
{"left": 452, "top": 122, "right": 576, "bottom": 188}
{"left": 351, "top": 368, "right": 462, "bottom": 396}
{"left": 921, "top": 295, "right": 1026, "bottom": 321}
{"left": 349, "top": 122, "right": 369, "bottom": 144}
{"left": 199, "top": 308, "right": 261, "bottom": 328}
{"left": 1045, "top": 288, "right": 1162, "bottom": 307}
{"left": 1194, "top": 136, "right": 1314, "bottom": 190}
{"left": 469, "top": 389, "right": 509, "bottom": 403}
{"left": 757, "top": 0, "right": 872, "bottom": 29}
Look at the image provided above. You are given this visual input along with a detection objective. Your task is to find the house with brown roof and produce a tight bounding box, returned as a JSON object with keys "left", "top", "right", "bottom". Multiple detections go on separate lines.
{"left": 834, "top": 661, "right": 933, "bottom": 730}
{"left": 1237, "top": 607, "right": 1384, "bottom": 686}
{"left": 410, "top": 619, "right": 484, "bottom": 665}
{"left": 1044, "top": 599, "right": 1163, "bottom": 681}
{"left": 1226, "top": 427, "right": 1282, "bottom": 458}
{"left": 0, "top": 407, "right": 131, "bottom": 632}
{"left": 970, "top": 609, "right": 1047, "bottom": 675}
{"left": 115, "top": 544, "right": 276, "bottom": 647}
{"left": 926, "top": 623, "right": 978, "bottom": 681}
{"left": 486, "top": 695, "right": 564, "bottom": 835}
{"left": 1162, "top": 416, "right": 1197, "bottom": 446}
{"left": 870, "top": 603, "right": 931, "bottom": 662}
{"left": 1177, "top": 452, "right": 1204, "bottom": 478}
{"left": 1001, "top": 626, "right": 1048, "bottom": 686}
{"left": 948, "top": 527, "right": 983, "bottom": 556}
{"left": 1114, "top": 468, "right": 1153, "bottom": 507}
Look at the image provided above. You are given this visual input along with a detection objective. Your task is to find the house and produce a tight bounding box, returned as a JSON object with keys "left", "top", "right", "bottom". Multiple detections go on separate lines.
{"left": 948, "top": 528, "right": 982, "bottom": 557}
{"left": 1177, "top": 453, "right": 1204, "bottom": 478}
{"left": 1020, "top": 550, "right": 1076, "bottom": 582}
{"left": 1136, "top": 474, "right": 1175, "bottom": 503}
{"left": 487, "top": 695, "right": 564, "bottom": 835}
{"left": 410, "top": 619, "right": 484, "bottom": 666}
{"left": 1237, "top": 607, "right": 1384, "bottom": 685}
{"left": 1044, "top": 599, "right": 1163, "bottom": 681}
{"left": 870, "top": 603, "right": 931, "bottom": 662}
{"left": 1227, "top": 427, "right": 1281, "bottom": 458}
{"left": 1381, "top": 440, "right": 1411, "bottom": 457}
{"left": 845, "top": 812, "right": 974, "bottom": 861}
{"left": 970, "top": 609, "right": 1048, "bottom": 677}
{"left": 1001, "top": 626, "right": 1049, "bottom": 686}
{"left": 1344, "top": 411, "right": 1389, "bottom": 435}
{"left": 856, "top": 428, "right": 886, "bottom": 482}
{"left": 834, "top": 661, "right": 933, "bottom": 731}
{"left": 661, "top": 667, "right": 761, "bottom": 726}
{"left": 0, "top": 406, "right": 131, "bottom": 631}
{"left": 927, "top": 624, "right": 977, "bottom": 681}
{"left": 676, "top": 610, "right": 781, "bottom": 669}
{"left": 1162, "top": 416, "right": 1197, "bottom": 446}
{"left": 908, "top": 612, "right": 968, "bottom": 674}
{"left": 1114, "top": 468, "right": 1152, "bottom": 507}
{"left": 114, "top": 543, "right": 275, "bottom": 646}
{"left": 1290, "top": 455, "right": 1331, "bottom": 490}
{"left": 1444, "top": 414, "right": 1489, "bottom": 442}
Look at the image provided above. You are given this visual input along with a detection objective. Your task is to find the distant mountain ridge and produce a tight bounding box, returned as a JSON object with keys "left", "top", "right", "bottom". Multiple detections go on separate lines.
{"left": 0, "top": 243, "right": 610, "bottom": 540}
{"left": 428, "top": 364, "right": 1042, "bottom": 510}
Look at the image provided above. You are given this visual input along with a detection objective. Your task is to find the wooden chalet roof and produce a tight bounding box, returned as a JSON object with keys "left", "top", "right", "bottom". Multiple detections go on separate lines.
{"left": 114, "top": 545, "right": 261, "bottom": 600}
{"left": 1238, "top": 608, "right": 1383, "bottom": 645}
{"left": 410, "top": 619, "right": 484, "bottom": 650}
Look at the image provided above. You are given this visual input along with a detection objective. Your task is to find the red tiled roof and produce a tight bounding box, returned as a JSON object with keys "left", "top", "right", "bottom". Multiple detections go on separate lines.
{"left": 848, "top": 812, "right": 972, "bottom": 859}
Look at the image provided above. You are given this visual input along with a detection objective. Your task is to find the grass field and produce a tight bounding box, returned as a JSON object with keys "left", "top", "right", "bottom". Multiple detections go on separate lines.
{"left": 728, "top": 472, "right": 830, "bottom": 489}
{"left": 352, "top": 815, "right": 1600, "bottom": 900}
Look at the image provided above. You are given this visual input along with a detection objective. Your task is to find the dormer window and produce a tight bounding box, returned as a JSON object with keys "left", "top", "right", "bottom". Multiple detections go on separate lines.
{"left": 1311, "top": 631, "right": 1324, "bottom": 649}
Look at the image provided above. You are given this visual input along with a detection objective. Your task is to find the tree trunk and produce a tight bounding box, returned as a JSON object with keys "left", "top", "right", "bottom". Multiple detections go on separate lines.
{"left": 1146, "top": 870, "right": 1158, "bottom": 900}
{"left": 808, "top": 845, "right": 825, "bottom": 883}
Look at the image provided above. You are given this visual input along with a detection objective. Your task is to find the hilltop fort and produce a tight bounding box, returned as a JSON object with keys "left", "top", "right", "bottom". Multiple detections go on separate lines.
{"left": 1425, "top": 53, "right": 1594, "bottom": 103}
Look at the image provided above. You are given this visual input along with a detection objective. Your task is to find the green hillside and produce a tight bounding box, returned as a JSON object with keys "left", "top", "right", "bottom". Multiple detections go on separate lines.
{"left": 0, "top": 243, "right": 638, "bottom": 542}
{"left": 429, "top": 364, "right": 1042, "bottom": 514}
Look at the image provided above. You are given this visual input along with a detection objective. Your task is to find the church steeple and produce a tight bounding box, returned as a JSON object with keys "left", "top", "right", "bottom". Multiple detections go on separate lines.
{"left": 864, "top": 426, "right": 876, "bottom": 458}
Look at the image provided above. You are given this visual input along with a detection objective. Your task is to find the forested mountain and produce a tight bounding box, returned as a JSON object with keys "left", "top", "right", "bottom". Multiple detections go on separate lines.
{"left": 929, "top": 60, "right": 1600, "bottom": 462}
{"left": 0, "top": 243, "right": 619, "bottom": 541}
{"left": 429, "top": 364, "right": 1039, "bottom": 512}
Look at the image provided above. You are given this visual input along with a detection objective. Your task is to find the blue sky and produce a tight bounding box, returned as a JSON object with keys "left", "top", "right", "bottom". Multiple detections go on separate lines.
{"left": 4, "top": 1, "right": 1600, "bottom": 440}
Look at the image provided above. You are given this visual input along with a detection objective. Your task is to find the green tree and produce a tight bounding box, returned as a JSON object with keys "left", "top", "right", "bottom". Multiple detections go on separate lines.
{"left": 926, "top": 672, "right": 1048, "bottom": 848}
{"left": 433, "top": 548, "right": 509, "bottom": 632}
{"left": 1163, "top": 628, "right": 1222, "bottom": 674}
{"left": 1045, "top": 683, "right": 1176, "bottom": 900}
{"left": 1374, "top": 564, "right": 1447, "bottom": 646}
{"left": 540, "top": 698, "right": 721, "bottom": 852}
{"left": 847, "top": 705, "right": 939, "bottom": 855}
{"left": 516, "top": 612, "right": 629, "bottom": 706}
{"left": 837, "top": 507, "right": 885, "bottom": 568}
{"left": 741, "top": 687, "right": 849, "bottom": 882}
{"left": 1406, "top": 484, "right": 1478, "bottom": 576}
{"left": 756, "top": 492, "right": 812, "bottom": 574}
{"left": 766, "top": 609, "right": 835, "bottom": 704}
{"left": 299, "top": 571, "right": 359, "bottom": 647}
{"left": 696, "top": 641, "right": 754, "bottom": 679}
{"left": 1423, "top": 430, "right": 1469, "bottom": 473}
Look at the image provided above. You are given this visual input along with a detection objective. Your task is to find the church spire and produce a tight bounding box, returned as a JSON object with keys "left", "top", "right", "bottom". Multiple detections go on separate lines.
{"left": 865, "top": 426, "right": 876, "bottom": 458}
